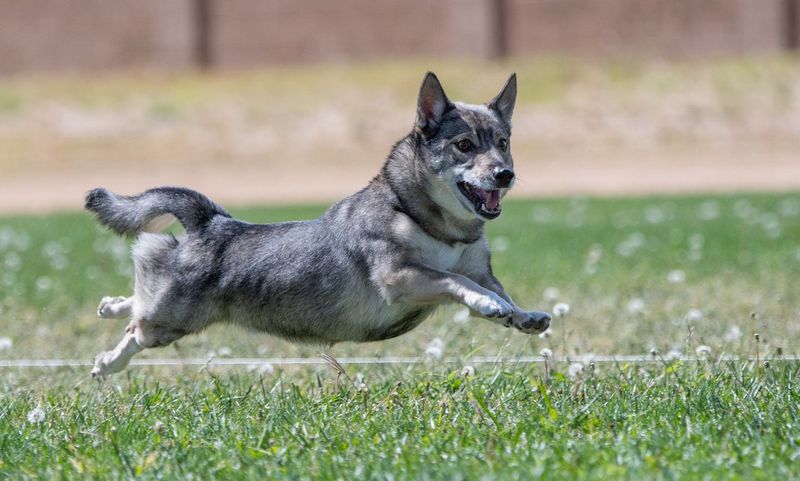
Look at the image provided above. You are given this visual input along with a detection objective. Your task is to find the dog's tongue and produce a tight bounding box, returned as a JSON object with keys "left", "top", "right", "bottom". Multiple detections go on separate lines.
{"left": 485, "top": 190, "right": 501, "bottom": 210}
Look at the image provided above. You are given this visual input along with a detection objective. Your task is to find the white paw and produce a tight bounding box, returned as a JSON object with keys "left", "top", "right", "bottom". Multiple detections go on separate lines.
{"left": 473, "top": 293, "right": 514, "bottom": 319}
{"left": 91, "top": 350, "right": 124, "bottom": 378}
{"left": 97, "top": 296, "right": 127, "bottom": 318}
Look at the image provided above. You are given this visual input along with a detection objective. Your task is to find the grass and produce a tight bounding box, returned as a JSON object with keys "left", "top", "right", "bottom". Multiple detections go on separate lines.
{"left": 1, "top": 191, "right": 800, "bottom": 479}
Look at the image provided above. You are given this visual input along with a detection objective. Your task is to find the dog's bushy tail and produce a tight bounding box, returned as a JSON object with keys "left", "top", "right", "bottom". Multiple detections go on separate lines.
{"left": 85, "top": 187, "right": 231, "bottom": 236}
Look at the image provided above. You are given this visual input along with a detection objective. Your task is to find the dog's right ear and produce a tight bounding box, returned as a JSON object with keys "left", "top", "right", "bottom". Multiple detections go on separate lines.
{"left": 416, "top": 72, "right": 452, "bottom": 138}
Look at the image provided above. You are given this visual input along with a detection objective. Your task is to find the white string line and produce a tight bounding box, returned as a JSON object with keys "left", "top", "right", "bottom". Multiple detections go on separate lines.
{"left": 0, "top": 354, "right": 797, "bottom": 368}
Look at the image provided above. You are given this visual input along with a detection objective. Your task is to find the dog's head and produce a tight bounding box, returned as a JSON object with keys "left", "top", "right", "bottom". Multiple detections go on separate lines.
{"left": 414, "top": 72, "right": 517, "bottom": 221}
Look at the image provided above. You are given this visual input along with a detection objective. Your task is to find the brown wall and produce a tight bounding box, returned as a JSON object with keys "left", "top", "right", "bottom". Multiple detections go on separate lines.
{"left": 506, "top": 0, "right": 785, "bottom": 58}
{"left": 0, "top": 0, "right": 196, "bottom": 74}
{"left": 0, "top": 0, "right": 796, "bottom": 74}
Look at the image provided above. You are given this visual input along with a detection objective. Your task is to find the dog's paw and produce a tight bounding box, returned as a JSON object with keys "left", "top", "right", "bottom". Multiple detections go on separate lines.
{"left": 512, "top": 310, "right": 552, "bottom": 334}
{"left": 91, "top": 350, "right": 123, "bottom": 378}
{"left": 473, "top": 294, "right": 514, "bottom": 319}
{"left": 97, "top": 296, "right": 127, "bottom": 318}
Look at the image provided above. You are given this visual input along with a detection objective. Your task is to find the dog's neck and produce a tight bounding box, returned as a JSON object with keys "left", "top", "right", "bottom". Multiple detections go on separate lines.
{"left": 379, "top": 135, "right": 485, "bottom": 245}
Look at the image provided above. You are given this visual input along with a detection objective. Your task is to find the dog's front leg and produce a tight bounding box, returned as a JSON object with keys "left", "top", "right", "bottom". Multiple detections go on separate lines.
{"left": 470, "top": 272, "right": 551, "bottom": 334}
{"left": 379, "top": 263, "right": 517, "bottom": 325}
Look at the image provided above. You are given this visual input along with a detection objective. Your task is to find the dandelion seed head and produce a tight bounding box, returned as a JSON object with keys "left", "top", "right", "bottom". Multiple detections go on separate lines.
{"left": 553, "top": 303, "right": 570, "bottom": 317}
{"left": 687, "top": 308, "right": 703, "bottom": 322}
{"left": 461, "top": 365, "right": 475, "bottom": 377}
{"left": 452, "top": 308, "right": 470, "bottom": 324}
{"left": 645, "top": 205, "right": 665, "bottom": 224}
{"left": 154, "top": 420, "right": 165, "bottom": 434}
{"left": 626, "top": 298, "right": 645, "bottom": 314}
{"left": 425, "top": 338, "right": 444, "bottom": 360}
{"left": 665, "top": 349, "right": 682, "bottom": 360}
{"left": 695, "top": 345, "right": 712, "bottom": 357}
{"left": 667, "top": 269, "right": 686, "bottom": 284}
{"left": 723, "top": 325, "right": 742, "bottom": 342}
{"left": 531, "top": 206, "right": 552, "bottom": 224}
{"left": 491, "top": 236, "right": 510, "bottom": 252}
{"left": 0, "top": 337, "right": 11, "bottom": 351}
{"left": 27, "top": 407, "right": 46, "bottom": 424}
{"left": 538, "top": 327, "right": 552, "bottom": 339}
{"left": 567, "top": 362, "right": 584, "bottom": 378}
{"left": 35, "top": 277, "right": 53, "bottom": 292}
{"left": 778, "top": 198, "right": 800, "bottom": 217}
{"left": 697, "top": 201, "right": 720, "bottom": 221}
{"left": 4, "top": 252, "right": 21, "bottom": 271}
{"left": 543, "top": 287, "right": 560, "bottom": 302}
{"left": 539, "top": 348, "right": 553, "bottom": 359}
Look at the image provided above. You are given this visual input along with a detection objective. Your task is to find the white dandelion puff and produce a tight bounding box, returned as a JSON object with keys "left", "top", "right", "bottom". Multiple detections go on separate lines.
{"left": 531, "top": 206, "right": 552, "bottom": 224}
{"left": 723, "top": 325, "right": 742, "bottom": 342}
{"left": 247, "top": 363, "right": 274, "bottom": 374}
{"left": 687, "top": 308, "right": 703, "bottom": 322}
{"left": 553, "top": 303, "right": 570, "bottom": 317}
{"left": 645, "top": 205, "right": 665, "bottom": 224}
{"left": 452, "top": 308, "right": 470, "bottom": 324}
{"left": 35, "top": 277, "right": 53, "bottom": 292}
{"left": 543, "top": 287, "right": 560, "bottom": 302}
{"left": 461, "top": 365, "right": 475, "bottom": 377}
{"left": 688, "top": 233, "right": 705, "bottom": 250}
{"left": 697, "top": 201, "right": 720, "bottom": 221}
{"left": 0, "top": 337, "right": 11, "bottom": 351}
{"left": 567, "top": 362, "right": 584, "bottom": 378}
{"left": 491, "top": 236, "right": 510, "bottom": 252}
{"left": 217, "top": 346, "right": 232, "bottom": 357}
{"left": 539, "top": 348, "right": 553, "bottom": 359}
{"left": 538, "top": 327, "right": 552, "bottom": 339}
{"left": 695, "top": 345, "right": 712, "bottom": 357}
{"left": 626, "top": 298, "right": 645, "bottom": 314}
{"left": 27, "top": 407, "right": 46, "bottom": 424}
{"left": 664, "top": 349, "right": 682, "bottom": 360}
{"left": 667, "top": 269, "right": 686, "bottom": 284}
{"left": 778, "top": 198, "right": 800, "bottom": 217}
{"left": 425, "top": 338, "right": 444, "bottom": 360}
{"left": 4, "top": 252, "right": 22, "bottom": 271}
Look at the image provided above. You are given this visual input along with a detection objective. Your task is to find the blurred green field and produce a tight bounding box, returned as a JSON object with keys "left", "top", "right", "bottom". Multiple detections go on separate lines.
{"left": 1, "top": 192, "right": 800, "bottom": 479}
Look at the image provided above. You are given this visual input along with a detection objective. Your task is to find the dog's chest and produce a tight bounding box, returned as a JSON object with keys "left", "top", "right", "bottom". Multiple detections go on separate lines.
{"left": 393, "top": 215, "right": 468, "bottom": 271}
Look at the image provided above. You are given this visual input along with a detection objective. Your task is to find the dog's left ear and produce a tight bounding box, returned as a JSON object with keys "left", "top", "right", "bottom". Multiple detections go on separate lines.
{"left": 488, "top": 73, "right": 517, "bottom": 126}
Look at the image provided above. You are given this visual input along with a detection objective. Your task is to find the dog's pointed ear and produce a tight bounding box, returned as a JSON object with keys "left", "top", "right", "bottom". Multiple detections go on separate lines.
{"left": 416, "top": 72, "right": 451, "bottom": 137}
{"left": 488, "top": 73, "right": 517, "bottom": 126}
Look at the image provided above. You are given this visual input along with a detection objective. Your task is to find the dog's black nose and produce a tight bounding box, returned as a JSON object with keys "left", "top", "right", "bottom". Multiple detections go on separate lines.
{"left": 493, "top": 168, "right": 515, "bottom": 187}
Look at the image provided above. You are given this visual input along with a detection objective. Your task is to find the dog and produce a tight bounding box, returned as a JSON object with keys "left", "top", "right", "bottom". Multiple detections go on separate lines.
{"left": 86, "top": 72, "right": 551, "bottom": 377}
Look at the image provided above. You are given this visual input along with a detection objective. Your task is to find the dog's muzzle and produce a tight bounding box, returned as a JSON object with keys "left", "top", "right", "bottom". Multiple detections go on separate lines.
{"left": 457, "top": 181, "right": 502, "bottom": 219}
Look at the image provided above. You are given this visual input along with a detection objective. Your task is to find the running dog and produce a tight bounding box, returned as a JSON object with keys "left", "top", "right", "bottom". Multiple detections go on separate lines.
{"left": 86, "top": 72, "right": 551, "bottom": 376}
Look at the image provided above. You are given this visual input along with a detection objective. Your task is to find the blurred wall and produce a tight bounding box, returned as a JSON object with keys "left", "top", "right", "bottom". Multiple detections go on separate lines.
{"left": 0, "top": 0, "right": 798, "bottom": 74}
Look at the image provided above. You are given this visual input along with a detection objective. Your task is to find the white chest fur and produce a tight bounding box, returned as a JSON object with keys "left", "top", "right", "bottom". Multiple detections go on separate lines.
{"left": 392, "top": 215, "right": 469, "bottom": 271}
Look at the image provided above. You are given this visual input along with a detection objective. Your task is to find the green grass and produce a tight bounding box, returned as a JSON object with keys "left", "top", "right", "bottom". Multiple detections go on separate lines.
{"left": 1, "top": 192, "right": 800, "bottom": 479}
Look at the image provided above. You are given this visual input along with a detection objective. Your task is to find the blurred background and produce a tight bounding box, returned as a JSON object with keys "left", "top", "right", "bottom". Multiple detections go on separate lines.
{"left": 0, "top": 0, "right": 799, "bottom": 213}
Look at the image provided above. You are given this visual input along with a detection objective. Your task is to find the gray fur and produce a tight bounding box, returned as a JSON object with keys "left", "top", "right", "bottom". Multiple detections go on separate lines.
{"left": 87, "top": 72, "right": 551, "bottom": 376}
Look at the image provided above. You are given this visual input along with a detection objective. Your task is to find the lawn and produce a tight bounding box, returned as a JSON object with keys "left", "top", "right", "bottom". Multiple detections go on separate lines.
{"left": 1, "top": 192, "right": 799, "bottom": 479}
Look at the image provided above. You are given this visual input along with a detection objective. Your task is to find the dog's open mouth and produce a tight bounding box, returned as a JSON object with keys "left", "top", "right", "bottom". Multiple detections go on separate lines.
{"left": 457, "top": 182, "right": 502, "bottom": 219}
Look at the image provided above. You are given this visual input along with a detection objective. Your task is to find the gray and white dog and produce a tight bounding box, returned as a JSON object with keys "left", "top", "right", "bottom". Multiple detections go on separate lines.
{"left": 86, "top": 72, "right": 551, "bottom": 376}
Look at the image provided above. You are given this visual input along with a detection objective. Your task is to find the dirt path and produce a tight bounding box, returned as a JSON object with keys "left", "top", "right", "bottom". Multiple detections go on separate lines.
{"left": 1, "top": 142, "right": 797, "bottom": 215}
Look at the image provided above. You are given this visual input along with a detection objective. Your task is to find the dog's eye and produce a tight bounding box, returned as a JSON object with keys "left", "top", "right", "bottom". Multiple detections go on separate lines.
{"left": 455, "top": 139, "right": 473, "bottom": 153}
{"left": 498, "top": 139, "right": 508, "bottom": 152}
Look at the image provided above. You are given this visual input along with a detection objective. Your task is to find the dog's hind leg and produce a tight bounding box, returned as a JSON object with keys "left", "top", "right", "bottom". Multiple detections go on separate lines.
{"left": 97, "top": 296, "right": 133, "bottom": 319}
